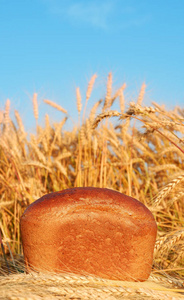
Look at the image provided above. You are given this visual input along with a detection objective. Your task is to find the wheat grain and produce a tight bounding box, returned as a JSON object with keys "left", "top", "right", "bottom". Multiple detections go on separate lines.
{"left": 76, "top": 87, "right": 82, "bottom": 114}
{"left": 29, "top": 142, "right": 46, "bottom": 164}
{"left": 159, "top": 145, "right": 184, "bottom": 158}
{"left": 89, "top": 99, "right": 103, "bottom": 123}
{"left": 14, "top": 110, "right": 25, "bottom": 135}
{"left": 52, "top": 160, "right": 68, "bottom": 178}
{"left": 111, "top": 83, "right": 126, "bottom": 107}
{"left": 33, "top": 93, "right": 38, "bottom": 120}
{"left": 0, "top": 110, "right": 4, "bottom": 124}
{"left": 56, "top": 152, "right": 71, "bottom": 160}
{"left": 103, "top": 72, "right": 112, "bottom": 111}
{"left": 153, "top": 174, "right": 184, "bottom": 206}
{"left": 2, "top": 133, "right": 21, "bottom": 160}
{"left": 22, "top": 161, "right": 52, "bottom": 172}
{"left": 82, "top": 74, "right": 98, "bottom": 122}
{"left": 149, "top": 164, "right": 181, "bottom": 174}
{"left": 86, "top": 119, "right": 92, "bottom": 142}
{"left": 156, "top": 230, "right": 184, "bottom": 257}
{"left": 125, "top": 102, "right": 157, "bottom": 117}
{"left": 168, "top": 190, "right": 184, "bottom": 206}
{"left": 44, "top": 99, "right": 67, "bottom": 114}
{"left": 119, "top": 90, "right": 125, "bottom": 113}
{"left": 150, "top": 273, "right": 184, "bottom": 288}
{"left": 45, "top": 113, "right": 50, "bottom": 128}
{"left": 80, "top": 124, "right": 87, "bottom": 145}
{"left": 92, "top": 110, "right": 121, "bottom": 129}
{"left": 0, "top": 200, "right": 15, "bottom": 208}
{"left": 86, "top": 74, "right": 97, "bottom": 101}
{"left": 1, "top": 272, "right": 184, "bottom": 300}
{"left": 152, "top": 101, "right": 166, "bottom": 112}
{"left": 137, "top": 82, "right": 146, "bottom": 105}
{"left": 106, "top": 125, "right": 120, "bottom": 148}
{"left": 4, "top": 99, "right": 10, "bottom": 127}
{"left": 93, "top": 135, "right": 98, "bottom": 157}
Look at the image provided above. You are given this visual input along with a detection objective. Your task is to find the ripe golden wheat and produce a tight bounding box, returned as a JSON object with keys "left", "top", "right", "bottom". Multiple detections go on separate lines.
{"left": 0, "top": 73, "right": 184, "bottom": 299}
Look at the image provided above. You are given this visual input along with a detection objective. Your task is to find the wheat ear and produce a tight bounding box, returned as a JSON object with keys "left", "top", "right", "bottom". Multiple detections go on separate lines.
{"left": 4, "top": 99, "right": 10, "bottom": 127}
{"left": 111, "top": 83, "right": 126, "bottom": 107}
{"left": 152, "top": 174, "right": 184, "bottom": 206}
{"left": 44, "top": 99, "right": 67, "bottom": 114}
{"left": 86, "top": 74, "right": 97, "bottom": 101}
{"left": 103, "top": 72, "right": 112, "bottom": 111}
{"left": 14, "top": 110, "right": 25, "bottom": 135}
{"left": 82, "top": 74, "right": 97, "bottom": 122}
{"left": 137, "top": 82, "right": 146, "bottom": 105}
{"left": 154, "top": 229, "right": 184, "bottom": 257}
{"left": 92, "top": 110, "right": 121, "bottom": 129}
{"left": 76, "top": 87, "right": 82, "bottom": 114}
{"left": 33, "top": 93, "right": 38, "bottom": 120}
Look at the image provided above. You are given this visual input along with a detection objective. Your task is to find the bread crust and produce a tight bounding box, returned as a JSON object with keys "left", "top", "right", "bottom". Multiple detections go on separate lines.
{"left": 21, "top": 187, "right": 157, "bottom": 281}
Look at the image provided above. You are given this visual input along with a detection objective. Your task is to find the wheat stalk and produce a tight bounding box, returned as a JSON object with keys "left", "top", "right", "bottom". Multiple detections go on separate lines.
{"left": 4, "top": 99, "right": 10, "bottom": 127}
{"left": 22, "top": 161, "right": 52, "bottom": 172}
{"left": 137, "top": 82, "right": 146, "bottom": 105}
{"left": 149, "top": 164, "right": 181, "bottom": 174}
{"left": 152, "top": 174, "right": 184, "bottom": 206}
{"left": 14, "top": 110, "right": 25, "bottom": 136}
{"left": 1, "top": 271, "right": 184, "bottom": 300}
{"left": 154, "top": 229, "right": 184, "bottom": 257}
{"left": 76, "top": 87, "right": 82, "bottom": 114}
{"left": 92, "top": 110, "right": 121, "bottom": 129}
{"left": 103, "top": 72, "right": 112, "bottom": 111}
{"left": 29, "top": 141, "right": 47, "bottom": 164}
{"left": 56, "top": 152, "right": 71, "bottom": 160}
{"left": 0, "top": 110, "right": 4, "bottom": 124}
{"left": 52, "top": 160, "right": 68, "bottom": 178}
{"left": 33, "top": 93, "right": 38, "bottom": 120}
{"left": 44, "top": 99, "right": 67, "bottom": 114}
{"left": 111, "top": 83, "right": 126, "bottom": 107}
{"left": 82, "top": 74, "right": 98, "bottom": 123}
{"left": 86, "top": 74, "right": 97, "bottom": 101}
{"left": 119, "top": 90, "right": 125, "bottom": 113}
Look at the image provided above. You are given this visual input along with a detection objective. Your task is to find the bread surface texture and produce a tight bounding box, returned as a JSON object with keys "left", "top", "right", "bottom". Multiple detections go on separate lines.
{"left": 20, "top": 187, "right": 157, "bottom": 281}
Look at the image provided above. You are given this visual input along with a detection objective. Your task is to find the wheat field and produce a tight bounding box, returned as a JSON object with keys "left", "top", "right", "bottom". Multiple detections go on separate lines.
{"left": 0, "top": 73, "right": 184, "bottom": 299}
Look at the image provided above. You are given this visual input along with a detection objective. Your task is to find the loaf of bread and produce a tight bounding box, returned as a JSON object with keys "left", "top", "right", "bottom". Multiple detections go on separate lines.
{"left": 20, "top": 187, "right": 157, "bottom": 281}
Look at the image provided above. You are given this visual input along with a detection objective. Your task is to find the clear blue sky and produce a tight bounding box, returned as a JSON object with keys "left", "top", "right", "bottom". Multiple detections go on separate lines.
{"left": 0, "top": 0, "right": 184, "bottom": 131}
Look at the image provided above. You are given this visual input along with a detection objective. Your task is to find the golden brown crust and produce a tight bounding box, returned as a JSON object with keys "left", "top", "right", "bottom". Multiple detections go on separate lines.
{"left": 20, "top": 187, "right": 157, "bottom": 281}
{"left": 22, "top": 187, "right": 154, "bottom": 221}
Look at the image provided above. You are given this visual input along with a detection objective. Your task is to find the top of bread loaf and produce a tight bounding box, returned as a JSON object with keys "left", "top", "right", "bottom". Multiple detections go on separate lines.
{"left": 21, "top": 187, "right": 155, "bottom": 223}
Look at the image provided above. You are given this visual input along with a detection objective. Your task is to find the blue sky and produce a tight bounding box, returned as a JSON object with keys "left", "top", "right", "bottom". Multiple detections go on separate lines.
{"left": 0, "top": 0, "right": 184, "bottom": 131}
